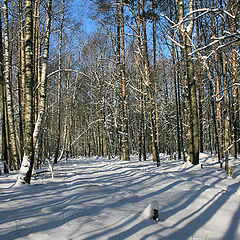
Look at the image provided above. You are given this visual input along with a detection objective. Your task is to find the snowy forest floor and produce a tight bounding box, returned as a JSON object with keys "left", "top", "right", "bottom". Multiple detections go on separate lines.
{"left": 0, "top": 153, "right": 240, "bottom": 240}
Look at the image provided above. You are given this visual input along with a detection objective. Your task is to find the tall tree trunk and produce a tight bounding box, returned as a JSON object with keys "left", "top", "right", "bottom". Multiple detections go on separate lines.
{"left": 222, "top": 49, "right": 231, "bottom": 170}
{"left": 152, "top": 0, "right": 159, "bottom": 152}
{"left": 18, "top": 46, "right": 24, "bottom": 162}
{"left": 170, "top": 5, "right": 181, "bottom": 159}
{"left": 211, "top": 0, "right": 223, "bottom": 163}
{"left": 120, "top": 0, "right": 130, "bottom": 161}
{"left": 0, "top": 8, "right": 8, "bottom": 173}
{"left": 33, "top": 0, "right": 52, "bottom": 158}
{"left": 176, "top": 48, "right": 186, "bottom": 161}
{"left": 33, "top": 0, "right": 41, "bottom": 125}
{"left": 204, "top": 59, "right": 220, "bottom": 159}
{"left": 230, "top": 0, "right": 238, "bottom": 158}
{"left": 137, "top": 3, "right": 146, "bottom": 161}
{"left": 17, "top": 0, "right": 34, "bottom": 184}
{"left": 219, "top": 0, "right": 231, "bottom": 170}
{"left": 172, "top": 42, "right": 181, "bottom": 160}
{"left": 63, "top": 58, "right": 71, "bottom": 156}
{"left": 177, "top": 0, "right": 199, "bottom": 165}
{"left": 116, "top": 0, "right": 122, "bottom": 160}
{"left": 178, "top": 18, "right": 189, "bottom": 162}
{"left": 142, "top": 0, "right": 160, "bottom": 166}
{"left": 3, "top": 0, "right": 19, "bottom": 170}
{"left": 19, "top": 0, "right": 25, "bottom": 161}
{"left": 54, "top": 0, "right": 65, "bottom": 164}
{"left": 196, "top": 0, "right": 204, "bottom": 153}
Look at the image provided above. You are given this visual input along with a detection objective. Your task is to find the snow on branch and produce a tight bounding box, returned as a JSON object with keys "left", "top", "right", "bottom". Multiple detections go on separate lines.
{"left": 170, "top": 8, "right": 235, "bottom": 31}
{"left": 164, "top": 6, "right": 238, "bottom": 57}
{"left": 166, "top": 35, "right": 184, "bottom": 49}
{"left": 47, "top": 69, "right": 93, "bottom": 80}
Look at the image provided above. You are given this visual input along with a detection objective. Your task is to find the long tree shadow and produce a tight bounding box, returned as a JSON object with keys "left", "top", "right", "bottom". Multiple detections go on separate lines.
{"left": 1, "top": 158, "right": 239, "bottom": 240}
{"left": 222, "top": 203, "right": 240, "bottom": 240}
{"left": 0, "top": 163, "right": 189, "bottom": 239}
{"left": 141, "top": 181, "right": 240, "bottom": 240}
{"left": 82, "top": 171, "right": 229, "bottom": 240}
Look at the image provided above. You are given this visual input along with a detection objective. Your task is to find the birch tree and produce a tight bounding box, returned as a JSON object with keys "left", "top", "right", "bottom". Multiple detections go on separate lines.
{"left": 0, "top": 7, "right": 8, "bottom": 173}
{"left": 54, "top": 0, "right": 65, "bottom": 164}
{"left": 17, "top": 0, "right": 34, "bottom": 184}
{"left": 3, "top": 0, "right": 19, "bottom": 170}
{"left": 33, "top": 0, "right": 52, "bottom": 158}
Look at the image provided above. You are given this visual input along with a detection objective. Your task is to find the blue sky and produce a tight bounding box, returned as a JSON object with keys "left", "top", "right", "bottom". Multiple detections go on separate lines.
{"left": 71, "top": 0, "right": 97, "bottom": 34}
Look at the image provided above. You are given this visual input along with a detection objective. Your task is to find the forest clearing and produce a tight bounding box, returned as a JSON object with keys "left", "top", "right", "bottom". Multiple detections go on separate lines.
{"left": 1, "top": 153, "right": 240, "bottom": 240}
{"left": 0, "top": 0, "right": 239, "bottom": 239}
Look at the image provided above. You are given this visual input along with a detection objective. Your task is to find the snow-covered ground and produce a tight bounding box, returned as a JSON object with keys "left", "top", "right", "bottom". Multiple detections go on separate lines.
{"left": 0, "top": 153, "right": 240, "bottom": 240}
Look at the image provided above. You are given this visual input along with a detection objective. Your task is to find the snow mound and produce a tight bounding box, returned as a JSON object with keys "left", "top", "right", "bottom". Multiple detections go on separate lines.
{"left": 140, "top": 201, "right": 159, "bottom": 220}
{"left": 178, "top": 160, "right": 202, "bottom": 171}
{"left": 180, "top": 160, "right": 193, "bottom": 169}
{"left": 41, "top": 205, "right": 63, "bottom": 213}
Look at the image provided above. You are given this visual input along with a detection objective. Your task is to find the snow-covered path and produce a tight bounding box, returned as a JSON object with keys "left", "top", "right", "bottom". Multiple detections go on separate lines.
{"left": 0, "top": 154, "right": 240, "bottom": 240}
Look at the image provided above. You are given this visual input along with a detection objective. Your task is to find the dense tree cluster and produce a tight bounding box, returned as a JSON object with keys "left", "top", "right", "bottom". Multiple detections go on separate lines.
{"left": 0, "top": 0, "right": 239, "bottom": 183}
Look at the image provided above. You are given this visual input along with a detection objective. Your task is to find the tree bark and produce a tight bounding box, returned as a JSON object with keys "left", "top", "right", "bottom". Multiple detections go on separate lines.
{"left": 222, "top": 49, "right": 231, "bottom": 170}
{"left": 177, "top": 0, "right": 199, "bottom": 165}
{"left": 17, "top": 0, "right": 34, "bottom": 184}
{"left": 142, "top": 0, "right": 160, "bottom": 166}
{"left": 3, "top": 0, "right": 19, "bottom": 170}
{"left": 204, "top": 59, "right": 220, "bottom": 159}
{"left": 230, "top": 0, "right": 238, "bottom": 158}
{"left": 33, "top": 0, "right": 41, "bottom": 124}
{"left": 120, "top": 0, "right": 130, "bottom": 161}
{"left": 152, "top": 0, "right": 159, "bottom": 152}
{"left": 219, "top": 0, "right": 231, "bottom": 170}
{"left": 0, "top": 8, "right": 9, "bottom": 173}
{"left": 170, "top": 5, "right": 181, "bottom": 159}
{"left": 211, "top": 0, "right": 223, "bottom": 163}
{"left": 136, "top": 3, "right": 146, "bottom": 161}
{"left": 172, "top": 42, "right": 181, "bottom": 160}
{"left": 18, "top": 0, "right": 26, "bottom": 161}
{"left": 33, "top": 0, "right": 52, "bottom": 158}
{"left": 54, "top": 0, "right": 65, "bottom": 164}
{"left": 195, "top": 0, "right": 204, "bottom": 153}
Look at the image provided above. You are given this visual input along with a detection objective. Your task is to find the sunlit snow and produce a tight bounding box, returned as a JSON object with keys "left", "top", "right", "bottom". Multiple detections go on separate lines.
{"left": 0, "top": 153, "right": 240, "bottom": 240}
